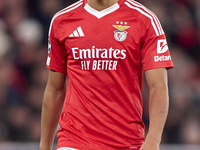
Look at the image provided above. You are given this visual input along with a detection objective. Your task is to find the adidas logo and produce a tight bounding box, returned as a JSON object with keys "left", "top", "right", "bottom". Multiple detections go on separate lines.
{"left": 69, "top": 26, "right": 85, "bottom": 37}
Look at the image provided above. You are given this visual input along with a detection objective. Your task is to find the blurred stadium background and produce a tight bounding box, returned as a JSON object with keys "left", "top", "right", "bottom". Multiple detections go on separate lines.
{"left": 0, "top": 0, "right": 200, "bottom": 149}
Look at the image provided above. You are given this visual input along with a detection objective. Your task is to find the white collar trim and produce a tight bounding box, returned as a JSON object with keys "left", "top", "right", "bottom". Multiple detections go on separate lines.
{"left": 84, "top": 3, "right": 119, "bottom": 19}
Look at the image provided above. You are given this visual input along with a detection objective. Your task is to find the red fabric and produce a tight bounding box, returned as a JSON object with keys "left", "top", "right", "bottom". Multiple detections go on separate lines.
{"left": 46, "top": 0, "right": 174, "bottom": 149}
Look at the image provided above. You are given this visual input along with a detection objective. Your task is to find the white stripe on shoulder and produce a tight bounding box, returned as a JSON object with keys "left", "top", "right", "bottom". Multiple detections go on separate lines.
{"left": 54, "top": 0, "right": 83, "bottom": 17}
{"left": 127, "top": 0, "right": 164, "bottom": 35}
{"left": 124, "top": 0, "right": 162, "bottom": 36}
{"left": 48, "top": 0, "right": 83, "bottom": 36}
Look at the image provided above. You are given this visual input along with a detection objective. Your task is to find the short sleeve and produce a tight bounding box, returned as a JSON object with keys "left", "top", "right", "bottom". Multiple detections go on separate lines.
{"left": 141, "top": 19, "right": 174, "bottom": 71}
{"left": 46, "top": 17, "right": 67, "bottom": 74}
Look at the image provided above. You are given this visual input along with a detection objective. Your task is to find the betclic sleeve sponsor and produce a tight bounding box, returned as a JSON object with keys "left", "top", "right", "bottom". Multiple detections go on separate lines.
{"left": 141, "top": 24, "right": 174, "bottom": 71}
{"left": 46, "top": 16, "right": 67, "bottom": 73}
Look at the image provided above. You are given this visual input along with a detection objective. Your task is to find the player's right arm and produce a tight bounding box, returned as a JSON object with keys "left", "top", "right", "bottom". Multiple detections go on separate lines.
{"left": 40, "top": 70, "right": 67, "bottom": 150}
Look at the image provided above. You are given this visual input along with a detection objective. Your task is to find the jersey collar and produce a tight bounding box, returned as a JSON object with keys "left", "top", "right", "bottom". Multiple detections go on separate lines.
{"left": 83, "top": 0, "right": 124, "bottom": 19}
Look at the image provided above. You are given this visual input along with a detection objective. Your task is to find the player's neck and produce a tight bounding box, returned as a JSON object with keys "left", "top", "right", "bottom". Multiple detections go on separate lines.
{"left": 87, "top": 0, "right": 119, "bottom": 11}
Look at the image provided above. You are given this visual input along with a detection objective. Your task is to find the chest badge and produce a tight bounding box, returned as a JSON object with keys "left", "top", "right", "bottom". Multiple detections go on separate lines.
{"left": 113, "top": 21, "right": 130, "bottom": 42}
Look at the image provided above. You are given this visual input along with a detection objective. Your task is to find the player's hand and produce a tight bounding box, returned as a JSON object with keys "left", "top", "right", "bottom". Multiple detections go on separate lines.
{"left": 140, "top": 140, "right": 160, "bottom": 150}
{"left": 40, "top": 147, "right": 52, "bottom": 150}
{"left": 39, "top": 144, "right": 52, "bottom": 150}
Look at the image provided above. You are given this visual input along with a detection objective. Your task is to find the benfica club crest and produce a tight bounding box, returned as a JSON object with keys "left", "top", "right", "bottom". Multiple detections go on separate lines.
{"left": 113, "top": 23, "right": 130, "bottom": 42}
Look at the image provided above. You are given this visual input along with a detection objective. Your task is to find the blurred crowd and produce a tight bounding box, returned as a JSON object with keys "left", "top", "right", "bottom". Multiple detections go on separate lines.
{"left": 0, "top": 0, "right": 200, "bottom": 145}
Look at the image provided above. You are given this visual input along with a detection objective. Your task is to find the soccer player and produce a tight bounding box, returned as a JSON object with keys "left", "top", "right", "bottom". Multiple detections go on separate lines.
{"left": 40, "top": 0, "right": 174, "bottom": 150}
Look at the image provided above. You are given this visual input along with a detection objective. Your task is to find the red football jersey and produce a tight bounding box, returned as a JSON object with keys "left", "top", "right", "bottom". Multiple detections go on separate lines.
{"left": 46, "top": 0, "right": 174, "bottom": 149}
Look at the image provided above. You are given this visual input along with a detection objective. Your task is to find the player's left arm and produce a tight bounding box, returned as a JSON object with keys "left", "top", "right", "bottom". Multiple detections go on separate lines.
{"left": 140, "top": 67, "right": 169, "bottom": 150}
